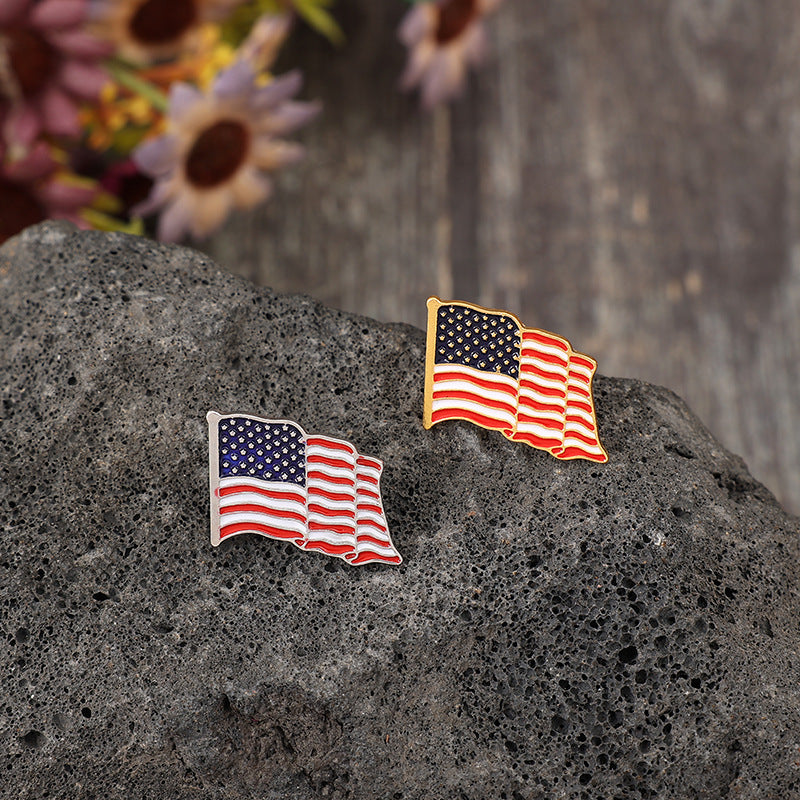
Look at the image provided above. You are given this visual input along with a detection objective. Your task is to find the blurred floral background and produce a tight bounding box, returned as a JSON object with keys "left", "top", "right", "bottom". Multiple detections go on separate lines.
{"left": 0, "top": 0, "right": 499, "bottom": 242}
{"left": 3, "top": 0, "right": 800, "bottom": 515}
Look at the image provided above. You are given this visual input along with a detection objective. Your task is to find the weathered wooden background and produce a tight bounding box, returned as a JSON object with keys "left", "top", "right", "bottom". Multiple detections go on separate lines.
{"left": 204, "top": 0, "right": 800, "bottom": 515}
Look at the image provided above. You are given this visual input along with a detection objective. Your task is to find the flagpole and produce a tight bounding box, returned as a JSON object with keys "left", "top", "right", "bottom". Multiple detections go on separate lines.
{"left": 423, "top": 297, "right": 441, "bottom": 429}
{"left": 207, "top": 411, "right": 222, "bottom": 546}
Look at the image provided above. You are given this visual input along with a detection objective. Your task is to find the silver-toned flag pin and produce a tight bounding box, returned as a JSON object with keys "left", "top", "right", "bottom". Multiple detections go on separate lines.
{"left": 423, "top": 297, "right": 608, "bottom": 462}
{"left": 207, "top": 411, "right": 402, "bottom": 565}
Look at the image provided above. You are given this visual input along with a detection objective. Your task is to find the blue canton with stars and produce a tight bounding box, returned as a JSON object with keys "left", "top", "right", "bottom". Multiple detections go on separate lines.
{"left": 435, "top": 304, "right": 522, "bottom": 379}
{"left": 219, "top": 417, "right": 305, "bottom": 485}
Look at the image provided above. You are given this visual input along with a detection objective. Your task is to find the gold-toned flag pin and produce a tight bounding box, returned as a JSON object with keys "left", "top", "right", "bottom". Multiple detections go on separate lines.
{"left": 423, "top": 298, "right": 607, "bottom": 463}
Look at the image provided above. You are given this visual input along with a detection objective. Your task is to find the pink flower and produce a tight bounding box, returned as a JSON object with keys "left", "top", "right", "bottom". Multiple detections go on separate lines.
{"left": 399, "top": 0, "right": 503, "bottom": 108}
{"left": 0, "top": 133, "right": 98, "bottom": 243}
{"left": 0, "top": 0, "right": 110, "bottom": 153}
{"left": 133, "top": 60, "right": 320, "bottom": 241}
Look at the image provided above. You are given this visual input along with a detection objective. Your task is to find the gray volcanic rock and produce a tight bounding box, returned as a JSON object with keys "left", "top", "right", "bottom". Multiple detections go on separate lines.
{"left": 2, "top": 222, "right": 800, "bottom": 800}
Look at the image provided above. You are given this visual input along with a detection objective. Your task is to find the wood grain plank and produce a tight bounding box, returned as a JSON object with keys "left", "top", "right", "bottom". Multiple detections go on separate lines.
{"left": 203, "top": 0, "right": 800, "bottom": 514}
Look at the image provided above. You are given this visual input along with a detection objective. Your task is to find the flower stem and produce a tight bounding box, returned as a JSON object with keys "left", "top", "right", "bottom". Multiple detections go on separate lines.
{"left": 105, "top": 60, "right": 169, "bottom": 112}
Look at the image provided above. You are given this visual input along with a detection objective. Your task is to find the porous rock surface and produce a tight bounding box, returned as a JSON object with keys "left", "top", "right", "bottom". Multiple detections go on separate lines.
{"left": 2, "top": 222, "right": 800, "bottom": 800}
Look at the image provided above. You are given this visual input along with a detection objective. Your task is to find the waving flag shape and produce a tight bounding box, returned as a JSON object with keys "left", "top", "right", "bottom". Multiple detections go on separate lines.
{"left": 423, "top": 298, "right": 607, "bottom": 462}
{"left": 207, "top": 412, "right": 402, "bottom": 565}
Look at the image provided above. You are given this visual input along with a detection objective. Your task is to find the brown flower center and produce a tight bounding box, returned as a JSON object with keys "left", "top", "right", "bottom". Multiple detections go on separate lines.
{"left": 0, "top": 179, "right": 46, "bottom": 244}
{"left": 1, "top": 28, "right": 58, "bottom": 99}
{"left": 435, "top": 0, "right": 478, "bottom": 44}
{"left": 119, "top": 172, "right": 154, "bottom": 218}
{"left": 129, "top": 0, "right": 198, "bottom": 46}
{"left": 185, "top": 120, "right": 250, "bottom": 189}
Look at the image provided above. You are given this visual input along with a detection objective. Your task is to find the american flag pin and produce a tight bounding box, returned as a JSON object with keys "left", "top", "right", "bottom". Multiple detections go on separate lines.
{"left": 423, "top": 297, "right": 608, "bottom": 462}
{"left": 207, "top": 412, "right": 403, "bottom": 565}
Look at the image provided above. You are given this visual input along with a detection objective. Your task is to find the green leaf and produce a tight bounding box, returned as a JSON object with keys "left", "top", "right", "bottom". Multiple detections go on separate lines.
{"left": 293, "top": 0, "right": 344, "bottom": 45}
{"left": 105, "top": 59, "right": 168, "bottom": 112}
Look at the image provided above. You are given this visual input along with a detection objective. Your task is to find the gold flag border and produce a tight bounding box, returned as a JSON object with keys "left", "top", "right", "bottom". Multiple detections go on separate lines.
{"left": 422, "top": 296, "right": 607, "bottom": 463}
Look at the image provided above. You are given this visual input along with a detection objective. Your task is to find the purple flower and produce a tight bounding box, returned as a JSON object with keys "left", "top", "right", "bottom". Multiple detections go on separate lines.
{"left": 399, "top": 0, "right": 504, "bottom": 108}
{"left": 133, "top": 60, "right": 320, "bottom": 241}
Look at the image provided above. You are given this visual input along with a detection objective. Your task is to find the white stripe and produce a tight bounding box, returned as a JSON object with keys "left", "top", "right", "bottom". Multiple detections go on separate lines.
{"left": 219, "top": 511, "right": 307, "bottom": 536}
{"left": 431, "top": 397, "right": 516, "bottom": 427}
{"left": 518, "top": 364, "right": 569, "bottom": 389}
{"left": 356, "top": 465, "right": 381, "bottom": 482}
{"left": 307, "top": 444, "right": 356, "bottom": 466}
{"left": 567, "top": 388, "right": 594, "bottom": 407}
{"left": 432, "top": 377, "right": 517, "bottom": 409}
{"left": 565, "top": 407, "right": 595, "bottom": 427}
{"left": 433, "top": 362, "right": 518, "bottom": 390}
{"left": 308, "top": 511, "right": 355, "bottom": 526}
{"left": 518, "top": 371, "right": 568, "bottom": 395}
{"left": 521, "top": 339, "right": 569, "bottom": 364}
{"left": 562, "top": 438, "right": 604, "bottom": 455}
{"left": 568, "top": 361, "right": 594, "bottom": 379}
{"left": 307, "top": 462, "right": 356, "bottom": 481}
{"left": 517, "top": 389, "right": 567, "bottom": 417}
{"left": 218, "top": 475, "right": 306, "bottom": 498}
{"left": 354, "top": 541, "right": 400, "bottom": 558}
{"left": 514, "top": 419, "right": 564, "bottom": 441}
{"left": 305, "top": 530, "right": 354, "bottom": 546}
{"left": 219, "top": 493, "right": 307, "bottom": 515}
{"left": 356, "top": 510, "right": 386, "bottom": 527}
{"left": 307, "top": 495, "right": 355, "bottom": 512}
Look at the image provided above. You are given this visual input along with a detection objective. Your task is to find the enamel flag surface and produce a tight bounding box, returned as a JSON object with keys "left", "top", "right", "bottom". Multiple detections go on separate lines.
{"left": 423, "top": 298, "right": 607, "bottom": 462}
{"left": 207, "top": 412, "right": 402, "bottom": 565}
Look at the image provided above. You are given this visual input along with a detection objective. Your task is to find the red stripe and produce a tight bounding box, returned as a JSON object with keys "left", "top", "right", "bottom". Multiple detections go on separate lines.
{"left": 220, "top": 503, "right": 306, "bottom": 523}
{"left": 307, "top": 437, "right": 354, "bottom": 453}
{"left": 567, "top": 400, "right": 593, "bottom": 414}
{"left": 564, "top": 429, "right": 600, "bottom": 446}
{"left": 556, "top": 446, "right": 607, "bottom": 462}
{"left": 303, "top": 541, "right": 355, "bottom": 556}
{"left": 517, "top": 396, "right": 565, "bottom": 415}
{"left": 310, "top": 487, "right": 353, "bottom": 502}
{"left": 307, "top": 470, "right": 354, "bottom": 486}
{"left": 356, "top": 503, "right": 382, "bottom": 514}
{"left": 520, "top": 362, "right": 567, "bottom": 384}
{"left": 431, "top": 408, "right": 511, "bottom": 432}
{"left": 566, "top": 412, "right": 596, "bottom": 427}
{"left": 510, "top": 431, "right": 562, "bottom": 450}
{"left": 357, "top": 520, "right": 387, "bottom": 533}
{"left": 308, "top": 521, "right": 354, "bottom": 535}
{"left": 569, "top": 354, "right": 596, "bottom": 369}
{"left": 358, "top": 488, "right": 380, "bottom": 500}
{"left": 434, "top": 389, "right": 516, "bottom": 416}
{"left": 307, "top": 454, "right": 352, "bottom": 470}
{"left": 220, "top": 522, "right": 301, "bottom": 541}
{"left": 522, "top": 330, "right": 569, "bottom": 350}
{"left": 518, "top": 379, "right": 566, "bottom": 399}
{"left": 219, "top": 485, "right": 304, "bottom": 502}
{"left": 347, "top": 552, "right": 402, "bottom": 565}
{"left": 356, "top": 534, "right": 391, "bottom": 548}
{"left": 569, "top": 385, "right": 591, "bottom": 399}
{"left": 528, "top": 349, "right": 569, "bottom": 368}
{"left": 433, "top": 370, "right": 517, "bottom": 397}
{"left": 516, "top": 412, "right": 564, "bottom": 431}
{"left": 308, "top": 503, "right": 355, "bottom": 518}
{"left": 356, "top": 456, "right": 381, "bottom": 469}
{"left": 358, "top": 474, "right": 378, "bottom": 485}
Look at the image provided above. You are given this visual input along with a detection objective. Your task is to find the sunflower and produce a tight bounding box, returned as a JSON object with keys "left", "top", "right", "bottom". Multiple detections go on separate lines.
{"left": 0, "top": 0, "right": 110, "bottom": 152}
{"left": 89, "top": 0, "right": 246, "bottom": 64}
{"left": 132, "top": 59, "right": 320, "bottom": 241}
{"left": 399, "top": 0, "right": 504, "bottom": 108}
